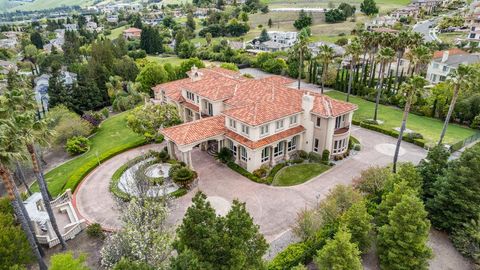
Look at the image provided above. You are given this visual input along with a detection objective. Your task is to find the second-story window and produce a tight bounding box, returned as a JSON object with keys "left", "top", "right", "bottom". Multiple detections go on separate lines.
{"left": 316, "top": 117, "right": 321, "bottom": 127}
{"left": 260, "top": 124, "right": 269, "bottom": 136}
{"left": 229, "top": 119, "right": 236, "bottom": 129}
{"left": 186, "top": 91, "right": 195, "bottom": 101}
{"left": 276, "top": 120, "right": 284, "bottom": 130}
{"left": 241, "top": 124, "right": 249, "bottom": 135}
{"left": 289, "top": 115, "right": 297, "bottom": 125}
{"left": 335, "top": 115, "right": 344, "bottom": 129}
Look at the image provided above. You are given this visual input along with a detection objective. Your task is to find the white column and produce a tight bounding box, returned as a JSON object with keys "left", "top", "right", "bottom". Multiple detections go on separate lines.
{"left": 188, "top": 151, "right": 193, "bottom": 169}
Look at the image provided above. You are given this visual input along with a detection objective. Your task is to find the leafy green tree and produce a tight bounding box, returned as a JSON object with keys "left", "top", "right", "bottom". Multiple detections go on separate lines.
{"left": 48, "top": 66, "right": 72, "bottom": 109}
{"left": 427, "top": 144, "right": 480, "bottom": 231}
{"left": 340, "top": 201, "right": 373, "bottom": 252}
{"left": 325, "top": 8, "right": 347, "bottom": 23}
{"left": 318, "top": 185, "right": 362, "bottom": 225}
{"left": 136, "top": 62, "right": 168, "bottom": 93}
{"left": 127, "top": 103, "right": 181, "bottom": 141}
{"left": 360, "top": 0, "right": 379, "bottom": 15}
{"left": 177, "top": 41, "right": 196, "bottom": 59}
{"left": 113, "top": 56, "right": 139, "bottom": 82}
{"left": 186, "top": 12, "right": 196, "bottom": 32}
{"left": 353, "top": 166, "right": 391, "bottom": 204}
{"left": 417, "top": 145, "right": 450, "bottom": 200}
{"left": 50, "top": 252, "right": 90, "bottom": 270}
{"left": 30, "top": 32, "right": 44, "bottom": 49}
{"left": 314, "top": 229, "right": 362, "bottom": 270}
{"left": 378, "top": 194, "right": 432, "bottom": 270}
{"left": 140, "top": 26, "right": 163, "bottom": 54}
{"left": 178, "top": 58, "right": 206, "bottom": 79}
{"left": 451, "top": 217, "right": 480, "bottom": 264}
{"left": 113, "top": 258, "right": 154, "bottom": 270}
{"left": 293, "top": 9, "right": 312, "bottom": 30}
{"left": 388, "top": 162, "right": 423, "bottom": 193}
{"left": 0, "top": 210, "right": 33, "bottom": 270}
{"left": 338, "top": 3, "right": 356, "bottom": 17}
{"left": 239, "top": 11, "right": 249, "bottom": 22}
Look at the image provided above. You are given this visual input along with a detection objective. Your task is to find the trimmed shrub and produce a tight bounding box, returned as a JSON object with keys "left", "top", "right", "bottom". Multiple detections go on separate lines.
{"left": 268, "top": 242, "right": 309, "bottom": 270}
{"left": 322, "top": 150, "right": 330, "bottom": 162}
{"left": 65, "top": 136, "right": 90, "bottom": 155}
{"left": 308, "top": 152, "right": 322, "bottom": 163}
{"left": 298, "top": 150, "right": 308, "bottom": 159}
{"left": 86, "top": 223, "right": 104, "bottom": 238}
{"left": 227, "top": 161, "right": 263, "bottom": 183}
{"left": 101, "top": 108, "right": 109, "bottom": 119}
{"left": 216, "top": 147, "right": 233, "bottom": 163}
{"left": 253, "top": 167, "right": 268, "bottom": 178}
{"left": 172, "top": 167, "right": 196, "bottom": 188}
{"left": 158, "top": 150, "right": 169, "bottom": 162}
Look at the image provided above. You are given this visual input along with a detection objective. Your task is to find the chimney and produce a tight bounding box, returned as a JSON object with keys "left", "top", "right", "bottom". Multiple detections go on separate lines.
{"left": 188, "top": 65, "right": 203, "bottom": 82}
{"left": 441, "top": 51, "right": 449, "bottom": 63}
{"left": 302, "top": 92, "right": 314, "bottom": 113}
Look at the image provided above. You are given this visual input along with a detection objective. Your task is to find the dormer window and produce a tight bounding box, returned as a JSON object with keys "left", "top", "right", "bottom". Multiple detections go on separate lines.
{"left": 186, "top": 91, "right": 195, "bottom": 101}
{"left": 229, "top": 119, "right": 236, "bottom": 129}
{"left": 289, "top": 115, "right": 297, "bottom": 125}
{"left": 241, "top": 124, "right": 250, "bottom": 136}
{"left": 260, "top": 124, "right": 269, "bottom": 136}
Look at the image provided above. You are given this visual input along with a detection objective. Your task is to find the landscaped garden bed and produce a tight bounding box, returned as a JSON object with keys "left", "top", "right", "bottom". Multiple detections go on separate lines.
{"left": 272, "top": 163, "right": 331, "bottom": 186}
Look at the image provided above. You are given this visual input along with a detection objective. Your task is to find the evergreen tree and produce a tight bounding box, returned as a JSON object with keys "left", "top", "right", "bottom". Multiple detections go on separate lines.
{"left": 360, "top": 0, "right": 379, "bottom": 15}
{"left": 140, "top": 26, "right": 163, "bottom": 54}
{"left": 417, "top": 145, "right": 450, "bottom": 201}
{"left": 259, "top": 28, "right": 270, "bottom": 42}
{"left": 186, "top": 12, "right": 196, "bottom": 32}
{"left": 133, "top": 16, "right": 143, "bottom": 29}
{"left": 268, "top": 18, "right": 273, "bottom": 28}
{"left": 63, "top": 30, "right": 81, "bottom": 64}
{"left": 48, "top": 65, "right": 72, "bottom": 108}
{"left": 378, "top": 194, "right": 432, "bottom": 270}
{"left": 376, "top": 181, "right": 416, "bottom": 227}
{"left": 30, "top": 32, "right": 43, "bottom": 49}
{"left": 314, "top": 229, "right": 362, "bottom": 270}
{"left": 71, "top": 70, "right": 105, "bottom": 113}
{"left": 340, "top": 201, "right": 373, "bottom": 252}
{"left": 293, "top": 9, "right": 312, "bottom": 30}
{"left": 427, "top": 144, "right": 480, "bottom": 231}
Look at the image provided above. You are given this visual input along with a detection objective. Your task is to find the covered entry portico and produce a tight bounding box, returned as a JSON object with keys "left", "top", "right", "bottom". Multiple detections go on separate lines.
{"left": 162, "top": 116, "right": 226, "bottom": 169}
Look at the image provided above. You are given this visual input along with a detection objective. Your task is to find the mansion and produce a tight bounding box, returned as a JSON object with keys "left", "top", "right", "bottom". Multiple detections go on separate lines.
{"left": 154, "top": 67, "right": 357, "bottom": 172}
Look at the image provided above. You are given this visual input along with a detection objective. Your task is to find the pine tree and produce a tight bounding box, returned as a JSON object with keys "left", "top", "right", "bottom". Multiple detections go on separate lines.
{"left": 340, "top": 201, "right": 373, "bottom": 252}
{"left": 418, "top": 145, "right": 450, "bottom": 201}
{"left": 378, "top": 194, "right": 432, "bottom": 270}
{"left": 48, "top": 66, "right": 72, "bottom": 108}
{"left": 259, "top": 28, "right": 270, "bottom": 42}
{"left": 314, "top": 229, "right": 362, "bottom": 270}
{"left": 360, "top": 0, "right": 379, "bottom": 15}
{"left": 30, "top": 32, "right": 43, "bottom": 49}
{"left": 376, "top": 181, "right": 416, "bottom": 227}
{"left": 427, "top": 144, "right": 480, "bottom": 231}
{"left": 186, "top": 12, "right": 196, "bottom": 32}
{"left": 268, "top": 18, "right": 273, "bottom": 28}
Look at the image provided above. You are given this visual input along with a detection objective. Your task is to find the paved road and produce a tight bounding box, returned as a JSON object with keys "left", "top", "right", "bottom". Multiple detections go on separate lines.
{"left": 413, "top": 19, "right": 438, "bottom": 42}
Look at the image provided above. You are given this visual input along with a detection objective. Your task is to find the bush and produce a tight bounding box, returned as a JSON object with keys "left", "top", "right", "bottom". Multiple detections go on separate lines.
{"left": 406, "top": 132, "right": 423, "bottom": 140}
{"left": 50, "top": 252, "right": 89, "bottom": 270}
{"left": 66, "top": 136, "right": 90, "bottom": 155}
{"left": 158, "top": 150, "right": 169, "bottom": 162}
{"left": 101, "top": 108, "right": 110, "bottom": 119}
{"left": 308, "top": 152, "right": 322, "bottom": 163}
{"left": 298, "top": 150, "right": 308, "bottom": 159}
{"left": 47, "top": 105, "right": 94, "bottom": 146}
{"left": 268, "top": 242, "right": 309, "bottom": 270}
{"left": 86, "top": 223, "right": 104, "bottom": 238}
{"left": 265, "top": 163, "right": 287, "bottom": 184}
{"left": 216, "top": 147, "right": 234, "bottom": 163}
{"left": 227, "top": 161, "right": 263, "bottom": 183}
{"left": 322, "top": 150, "right": 330, "bottom": 162}
{"left": 172, "top": 167, "right": 196, "bottom": 188}
{"left": 359, "top": 121, "right": 426, "bottom": 148}
{"left": 253, "top": 167, "right": 268, "bottom": 178}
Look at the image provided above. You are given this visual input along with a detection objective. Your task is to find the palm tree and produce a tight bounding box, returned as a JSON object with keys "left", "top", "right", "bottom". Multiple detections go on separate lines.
{"left": 393, "top": 76, "right": 428, "bottom": 173}
{"left": 406, "top": 45, "right": 432, "bottom": 76}
{"left": 345, "top": 38, "right": 363, "bottom": 102}
{"left": 317, "top": 44, "right": 335, "bottom": 94}
{"left": 0, "top": 121, "right": 48, "bottom": 270}
{"left": 296, "top": 28, "right": 311, "bottom": 90}
{"left": 392, "top": 31, "right": 409, "bottom": 80}
{"left": 359, "top": 31, "right": 373, "bottom": 78}
{"left": 368, "top": 32, "right": 382, "bottom": 81}
{"left": 438, "top": 64, "right": 475, "bottom": 145}
{"left": 373, "top": 47, "right": 396, "bottom": 122}
{"left": 5, "top": 74, "right": 67, "bottom": 250}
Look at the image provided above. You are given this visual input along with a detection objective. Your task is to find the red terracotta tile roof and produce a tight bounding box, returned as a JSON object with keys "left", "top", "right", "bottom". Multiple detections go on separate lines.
{"left": 161, "top": 116, "right": 225, "bottom": 146}
{"left": 123, "top": 27, "right": 142, "bottom": 33}
{"left": 259, "top": 76, "right": 296, "bottom": 86}
{"left": 152, "top": 78, "right": 191, "bottom": 102}
{"left": 183, "top": 100, "right": 199, "bottom": 112}
{"left": 310, "top": 93, "right": 358, "bottom": 118}
{"left": 432, "top": 48, "right": 467, "bottom": 59}
{"left": 225, "top": 125, "right": 305, "bottom": 149}
{"left": 183, "top": 68, "right": 247, "bottom": 101}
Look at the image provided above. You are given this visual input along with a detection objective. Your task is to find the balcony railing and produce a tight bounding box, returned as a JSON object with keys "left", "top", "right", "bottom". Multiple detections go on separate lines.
{"left": 334, "top": 126, "right": 349, "bottom": 135}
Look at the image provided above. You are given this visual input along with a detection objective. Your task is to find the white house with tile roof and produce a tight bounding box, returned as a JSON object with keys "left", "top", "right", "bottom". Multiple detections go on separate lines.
{"left": 154, "top": 67, "right": 357, "bottom": 172}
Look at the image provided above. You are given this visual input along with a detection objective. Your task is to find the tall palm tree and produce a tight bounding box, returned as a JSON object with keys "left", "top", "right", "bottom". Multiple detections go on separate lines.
{"left": 296, "top": 28, "right": 311, "bottom": 90}
{"left": 4, "top": 74, "right": 67, "bottom": 250}
{"left": 359, "top": 31, "right": 373, "bottom": 78}
{"left": 393, "top": 76, "right": 428, "bottom": 173}
{"left": 373, "top": 47, "right": 396, "bottom": 122}
{"left": 317, "top": 44, "right": 335, "bottom": 94}
{"left": 368, "top": 32, "right": 382, "bottom": 81}
{"left": 392, "top": 31, "right": 410, "bottom": 80}
{"left": 438, "top": 64, "right": 476, "bottom": 145}
{"left": 406, "top": 45, "right": 432, "bottom": 76}
{"left": 345, "top": 38, "right": 363, "bottom": 102}
{"left": 0, "top": 121, "right": 48, "bottom": 270}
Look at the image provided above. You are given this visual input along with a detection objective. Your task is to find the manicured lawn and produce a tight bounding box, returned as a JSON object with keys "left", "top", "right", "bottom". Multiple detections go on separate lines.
{"left": 39, "top": 111, "right": 146, "bottom": 196}
{"left": 325, "top": 90, "right": 479, "bottom": 146}
{"left": 107, "top": 25, "right": 129, "bottom": 40}
{"left": 273, "top": 163, "right": 331, "bottom": 186}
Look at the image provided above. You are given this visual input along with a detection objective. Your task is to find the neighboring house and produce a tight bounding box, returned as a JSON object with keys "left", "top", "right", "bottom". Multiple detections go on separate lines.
{"left": 86, "top": 21, "right": 102, "bottom": 32}
{"left": 268, "top": 31, "right": 297, "bottom": 47}
{"left": 426, "top": 48, "right": 480, "bottom": 84}
{"left": 411, "top": 0, "right": 443, "bottom": 14}
{"left": 34, "top": 71, "right": 77, "bottom": 109}
{"left": 228, "top": 40, "right": 245, "bottom": 50}
{"left": 466, "top": 8, "right": 480, "bottom": 46}
{"left": 391, "top": 5, "right": 419, "bottom": 19}
{"left": 252, "top": 40, "right": 290, "bottom": 52}
{"left": 366, "top": 15, "right": 398, "bottom": 30}
{"left": 123, "top": 27, "right": 142, "bottom": 39}
{"left": 63, "top": 24, "right": 78, "bottom": 31}
{"left": 24, "top": 191, "right": 85, "bottom": 248}
{"left": 106, "top": 15, "right": 119, "bottom": 24}
{"left": 0, "top": 38, "right": 17, "bottom": 49}
{"left": 155, "top": 67, "right": 357, "bottom": 172}
{"left": 309, "top": 41, "right": 345, "bottom": 57}
{"left": 251, "top": 31, "right": 298, "bottom": 52}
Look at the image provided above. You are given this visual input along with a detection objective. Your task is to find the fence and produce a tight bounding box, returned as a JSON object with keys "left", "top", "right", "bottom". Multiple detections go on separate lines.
{"left": 450, "top": 133, "right": 480, "bottom": 152}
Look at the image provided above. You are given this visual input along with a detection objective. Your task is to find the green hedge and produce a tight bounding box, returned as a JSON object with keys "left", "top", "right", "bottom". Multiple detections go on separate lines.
{"left": 109, "top": 154, "right": 150, "bottom": 201}
{"left": 268, "top": 242, "right": 309, "bottom": 270}
{"left": 353, "top": 121, "right": 426, "bottom": 148}
{"left": 63, "top": 140, "right": 147, "bottom": 193}
{"left": 227, "top": 161, "right": 264, "bottom": 183}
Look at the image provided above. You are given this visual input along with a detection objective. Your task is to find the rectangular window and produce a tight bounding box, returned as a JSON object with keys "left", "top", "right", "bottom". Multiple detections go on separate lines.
{"left": 260, "top": 124, "right": 269, "bottom": 136}
{"left": 276, "top": 120, "right": 284, "bottom": 130}
{"left": 196, "top": 95, "right": 199, "bottom": 104}
{"left": 228, "top": 140, "right": 237, "bottom": 156}
{"left": 287, "top": 136, "right": 297, "bottom": 152}
{"left": 208, "top": 102, "right": 213, "bottom": 115}
{"left": 335, "top": 115, "right": 344, "bottom": 129}
{"left": 187, "top": 109, "right": 193, "bottom": 117}
{"left": 229, "top": 119, "right": 236, "bottom": 129}
{"left": 273, "top": 142, "right": 284, "bottom": 157}
{"left": 241, "top": 124, "right": 249, "bottom": 135}
{"left": 314, "top": 138, "right": 319, "bottom": 152}
{"left": 433, "top": 63, "right": 439, "bottom": 69}
{"left": 316, "top": 117, "right": 321, "bottom": 127}
{"left": 439, "top": 75, "right": 446, "bottom": 82}
{"left": 240, "top": 147, "right": 247, "bottom": 162}
{"left": 442, "top": 66, "right": 449, "bottom": 72}
{"left": 261, "top": 147, "right": 270, "bottom": 162}
{"left": 186, "top": 91, "right": 195, "bottom": 101}
{"left": 289, "top": 115, "right": 297, "bottom": 125}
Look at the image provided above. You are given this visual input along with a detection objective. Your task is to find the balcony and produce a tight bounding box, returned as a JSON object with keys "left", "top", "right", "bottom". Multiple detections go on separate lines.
{"left": 334, "top": 126, "right": 349, "bottom": 136}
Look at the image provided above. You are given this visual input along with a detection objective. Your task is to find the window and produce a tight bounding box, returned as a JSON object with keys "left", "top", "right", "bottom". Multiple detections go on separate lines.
{"left": 186, "top": 91, "right": 195, "bottom": 101}
{"left": 314, "top": 138, "right": 319, "bottom": 152}
{"left": 333, "top": 138, "right": 348, "bottom": 154}
{"left": 260, "top": 124, "right": 269, "bottom": 136}
{"left": 229, "top": 119, "right": 236, "bottom": 129}
{"left": 227, "top": 140, "right": 237, "bottom": 156}
{"left": 261, "top": 147, "right": 270, "bottom": 162}
{"left": 335, "top": 115, "right": 344, "bottom": 129}
{"left": 287, "top": 136, "right": 297, "bottom": 152}
{"left": 442, "top": 66, "right": 449, "bottom": 72}
{"left": 186, "top": 109, "right": 193, "bottom": 117}
{"left": 240, "top": 146, "right": 247, "bottom": 162}
{"left": 470, "top": 33, "right": 476, "bottom": 39}
{"left": 241, "top": 124, "right": 250, "bottom": 135}
{"left": 439, "top": 75, "right": 447, "bottom": 82}
{"left": 316, "top": 117, "right": 321, "bottom": 127}
{"left": 196, "top": 95, "right": 199, "bottom": 104}
{"left": 276, "top": 120, "right": 284, "bottom": 130}
{"left": 432, "top": 74, "right": 438, "bottom": 82}
{"left": 208, "top": 102, "right": 213, "bottom": 115}
{"left": 289, "top": 115, "right": 297, "bottom": 125}
{"left": 433, "top": 63, "right": 439, "bottom": 69}
{"left": 273, "top": 142, "right": 284, "bottom": 157}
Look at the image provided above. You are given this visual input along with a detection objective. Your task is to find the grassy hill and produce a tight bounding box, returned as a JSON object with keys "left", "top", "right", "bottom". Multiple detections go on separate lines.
{"left": 1, "top": 0, "right": 93, "bottom": 12}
